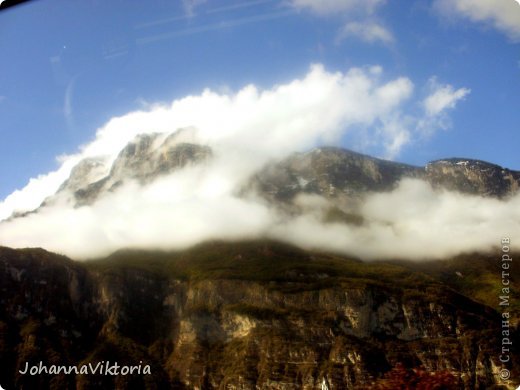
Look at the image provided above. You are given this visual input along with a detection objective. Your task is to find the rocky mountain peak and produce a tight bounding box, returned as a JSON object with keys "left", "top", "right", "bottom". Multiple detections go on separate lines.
{"left": 427, "top": 157, "right": 503, "bottom": 170}
{"left": 107, "top": 131, "right": 212, "bottom": 184}
{"left": 425, "top": 157, "right": 520, "bottom": 197}
{"left": 249, "top": 147, "right": 519, "bottom": 204}
{"left": 245, "top": 148, "right": 422, "bottom": 213}
{"left": 9, "top": 137, "right": 519, "bottom": 220}
{"left": 108, "top": 132, "right": 164, "bottom": 181}
{"left": 52, "top": 131, "right": 212, "bottom": 207}
{"left": 58, "top": 158, "right": 108, "bottom": 194}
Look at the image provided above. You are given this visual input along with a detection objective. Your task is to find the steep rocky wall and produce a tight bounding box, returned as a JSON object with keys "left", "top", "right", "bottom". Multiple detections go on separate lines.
{"left": 1, "top": 246, "right": 516, "bottom": 389}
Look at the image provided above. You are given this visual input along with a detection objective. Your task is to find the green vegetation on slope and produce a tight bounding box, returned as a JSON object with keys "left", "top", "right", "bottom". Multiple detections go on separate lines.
{"left": 83, "top": 239, "right": 497, "bottom": 312}
{"left": 393, "top": 252, "right": 520, "bottom": 321}
{"left": 85, "top": 240, "right": 435, "bottom": 289}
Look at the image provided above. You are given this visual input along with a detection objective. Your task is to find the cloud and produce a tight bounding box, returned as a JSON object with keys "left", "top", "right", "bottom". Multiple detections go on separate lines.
{"left": 434, "top": 0, "right": 520, "bottom": 41}
{"left": 0, "top": 158, "right": 81, "bottom": 221}
{"left": 0, "top": 64, "right": 478, "bottom": 260}
{"left": 0, "top": 176, "right": 277, "bottom": 259}
{"left": 2, "top": 174, "right": 518, "bottom": 260}
{"left": 275, "top": 179, "right": 520, "bottom": 260}
{"left": 0, "top": 63, "right": 420, "bottom": 221}
{"left": 136, "top": 0, "right": 279, "bottom": 30}
{"left": 137, "top": 10, "right": 295, "bottom": 45}
{"left": 423, "top": 77, "right": 470, "bottom": 117}
{"left": 377, "top": 114, "right": 412, "bottom": 159}
{"left": 182, "top": 0, "right": 207, "bottom": 17}
{"left": 337, "top": 21, "right": 394, "bottom": 44}
{"left": 414, "top": 78, "right": 470, "bottom": 138}
{"left": 63, "top": 78, "right": 77, "bottom": 130}
{"left": 206, "top": 0, "right": 276, "bottom": 15}
{"left": 289, "top": 0, "right": 385, "bottom": 15}
{"left": 289, "top": 0, "right": 394, "bottom": 46}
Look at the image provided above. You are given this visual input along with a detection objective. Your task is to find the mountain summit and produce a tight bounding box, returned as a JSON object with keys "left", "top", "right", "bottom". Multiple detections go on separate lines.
{"left": 250, "top": 147, "right": 520, "bottom": 203}
{"left": 34, "top": 132, "right": 520, "bottom": 213}
{"left": 55, "top": 132, "right": 212, "bottom": 207}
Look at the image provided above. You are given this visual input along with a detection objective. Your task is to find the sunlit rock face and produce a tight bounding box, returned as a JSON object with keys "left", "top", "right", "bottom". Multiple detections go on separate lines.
{"left": 247, "top": 147, "right": 423, "bottom": 207}
{"left": 58, "top": 157, "right": 108, "bottom": 194}
{"left": 45, "top": 132, "right": 213, "bottom": 207}
{"left": 425, "top": 158, "right": 520, "bottom": 198}
{"left": 249, "top": 148, "right": 520, "bottom": 204}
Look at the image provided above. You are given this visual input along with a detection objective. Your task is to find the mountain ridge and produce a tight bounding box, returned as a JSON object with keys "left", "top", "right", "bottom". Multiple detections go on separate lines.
{"left": 250, "top": 146, "right": 520, "bottom": 203}
{"left": 7, "top": 131, "right": 519, "bottom": 221}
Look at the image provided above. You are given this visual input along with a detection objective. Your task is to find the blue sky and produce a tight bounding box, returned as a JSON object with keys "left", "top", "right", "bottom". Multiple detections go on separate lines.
{"left": 0, "top": 0, "right": 519, "bottom": 203}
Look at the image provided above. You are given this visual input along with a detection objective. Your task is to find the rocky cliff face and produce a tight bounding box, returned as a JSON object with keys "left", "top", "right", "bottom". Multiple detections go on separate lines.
{"left": 248, "top": 148, "right": 520, "bottom": 205}
{"left": 48, "top": 132, "right": 212, "bottom": 207}
{"left": 425, "top": 158, "right": 520, "bottom": 198}
{"left": 246, "top": 147, "right": 422, "bottom": 209}
{"left": 58, "top": 158, "right": 108, "bottom": 195}
{"left": 0, "top": 242, "right": 517, "bottom": 389}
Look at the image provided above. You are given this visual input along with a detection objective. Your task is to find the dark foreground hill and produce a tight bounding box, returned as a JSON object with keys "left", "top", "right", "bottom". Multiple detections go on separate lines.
{"left": 0, "top": 241, "right": 517, "bottom": 389}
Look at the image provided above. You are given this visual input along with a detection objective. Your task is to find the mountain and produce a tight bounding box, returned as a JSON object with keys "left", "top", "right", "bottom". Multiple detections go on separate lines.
{"left": 248, "top": 148, "right": 520, "bottom": 205}
{"left": 425, "top": 158, "right": 520, "bottom": 198}
{"left": 0, "top": 241, "right": 517, "bottom": 389}
{"left": 246, "top": 147, "right": 420, "bottom": 205}
{"left": 53, "top": 132, "right": 212, "bottom": 207}
{"left": 20, "top": 132, "right": 518, "bottom": 217}
{"left": 2, "top": 132, "right": 519, "bottom": 388}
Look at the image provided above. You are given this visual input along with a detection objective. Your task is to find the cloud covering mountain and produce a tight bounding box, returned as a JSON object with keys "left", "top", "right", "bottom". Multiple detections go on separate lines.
{"left": 2, "top": 63, "right": 516, "bottom": 261}
{"left": 0, "top": 64, "right": 467, "bottom": 221}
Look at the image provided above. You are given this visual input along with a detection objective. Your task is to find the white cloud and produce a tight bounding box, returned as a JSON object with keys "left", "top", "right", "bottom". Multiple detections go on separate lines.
{"left": 377, "top": 114, "right": 412, "bottom": 159}
{"left": 0, "top": 64, "right": 480, "bottom": 260}
{"left": 289, "top": 0, "right": 394, "bottom": 46}
{"left": 416, "top": 78, "right": 470, "bottom": 138}
{"left": 64, "top": 78, "right": 76, "bottom": 129}
{"left": 0, "top": 64, "right": 419, "bottom": 221}
{"left": 289, "top": 0, "right": 384, "bottom": 15}
{"left": 434, "top": 0, "right": 520, "bottom": 41}
{"left": 0, "top": 158, "right": 81, "bottom": 221}
{"left": 423, "top": 77, "right": 470, "bottom": 117}
{"left": 182, "top": 0, "right": 207, "bottom": 17}
{"left": 290, "top": 0, "right": 394, "bottom": 46}
{"left": 275, "top": 179, "right": 520, "bottom": 260}
{"left": 337, "top": 21, "right": 394, "bottom": 44}
{"left": 0, "top": 176, "right": 277, "bottom": 258}
{"left": 2, "top": 173, "right": 518, "bottom": 260}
